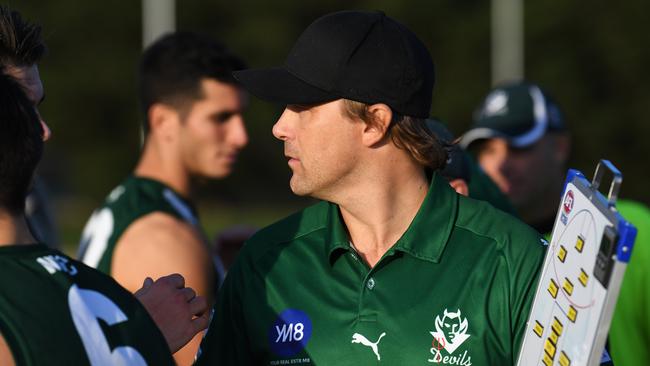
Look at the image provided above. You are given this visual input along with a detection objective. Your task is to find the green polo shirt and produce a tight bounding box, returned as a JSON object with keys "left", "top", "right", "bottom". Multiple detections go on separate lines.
{"left": 196, "top": 174, "right": 545, "bottom": 365}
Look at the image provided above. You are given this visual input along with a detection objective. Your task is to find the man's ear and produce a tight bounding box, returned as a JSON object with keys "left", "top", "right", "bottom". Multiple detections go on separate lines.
{"left": 361, "top": 103, "right": 392, "bottom": 147}
{"left": 147, "top": 103, "right": 181, "bottom": 142}
{"left": 449, "top": 178, "right": 469, "bottom": 197}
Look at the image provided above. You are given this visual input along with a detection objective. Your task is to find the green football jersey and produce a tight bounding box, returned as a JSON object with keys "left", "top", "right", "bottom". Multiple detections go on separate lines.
{"left": 196, "top": 174, "right": 545, "bottom": 365}
{"left": 77, "top": 175, "right": 219, "bottom": 277}
{"left": 0, "top": 243, "right": 174, "bottom": 365}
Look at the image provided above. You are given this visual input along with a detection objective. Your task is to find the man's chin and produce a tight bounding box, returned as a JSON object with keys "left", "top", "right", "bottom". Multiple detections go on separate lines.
{"left": 289, "top": 185, "right": 308, "bottom": 197}
{"left": 289, "top": 178, "right": 312, "bottom": 197}
{"left": 194, "top": 168, "right": 232, "bottom": 181}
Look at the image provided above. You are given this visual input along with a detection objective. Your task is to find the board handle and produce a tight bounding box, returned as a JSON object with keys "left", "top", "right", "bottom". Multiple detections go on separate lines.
{"left": 591, "top": 159, "right": 622, "bottom": 207}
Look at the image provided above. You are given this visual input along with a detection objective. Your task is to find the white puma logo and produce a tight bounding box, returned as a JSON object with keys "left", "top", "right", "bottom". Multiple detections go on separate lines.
{"left": 351, "top": 332, "right": 386, "bottom": 361}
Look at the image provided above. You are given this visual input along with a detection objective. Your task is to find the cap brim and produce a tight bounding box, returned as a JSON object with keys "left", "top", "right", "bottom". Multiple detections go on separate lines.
{"left": 234, "top": 67, "right": 338, "bottom": 106}
{"left": 459, "top": 127, "right": 540, "bottom": 149}
{"left": 459, "top": 128, "right": 504, "bottom": 149}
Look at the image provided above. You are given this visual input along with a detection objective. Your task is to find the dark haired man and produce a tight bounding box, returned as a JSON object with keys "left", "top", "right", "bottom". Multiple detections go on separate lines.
{"left": 0, "top": 6, "right": 210, "bottom": 363}
{"left": 77, "top": 31, "right": 248, "bottom": 364}
{"left": 0, "top": 5, "right": 57, "bottom": 246}
{"left": 0, "top": 69, "right": 209, "bottom": 365}
{"left": 197, "top": 11, "right": 545, "bottom": 365}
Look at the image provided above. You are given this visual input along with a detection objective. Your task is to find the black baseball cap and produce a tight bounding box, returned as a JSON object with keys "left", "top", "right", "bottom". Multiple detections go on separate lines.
{"left": 234, "top": 10, "right": 435, "bottom": 118}
{"left": 460, "top": 81, "right": 565, "bottom": 149}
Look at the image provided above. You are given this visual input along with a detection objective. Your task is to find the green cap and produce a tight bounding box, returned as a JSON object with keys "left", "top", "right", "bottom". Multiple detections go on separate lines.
{"left": 460, "top": 81, "right": 565, "bottom": 149}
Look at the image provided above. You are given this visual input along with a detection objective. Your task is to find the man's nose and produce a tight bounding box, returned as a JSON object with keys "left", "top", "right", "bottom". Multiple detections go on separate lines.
{"left": 272, "top": 108, "right": 293, "bottom": 141}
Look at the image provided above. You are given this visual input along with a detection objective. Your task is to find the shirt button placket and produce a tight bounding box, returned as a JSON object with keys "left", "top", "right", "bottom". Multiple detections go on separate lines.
{"left": 366, "top": 277, "right": 376, "bottom": 290}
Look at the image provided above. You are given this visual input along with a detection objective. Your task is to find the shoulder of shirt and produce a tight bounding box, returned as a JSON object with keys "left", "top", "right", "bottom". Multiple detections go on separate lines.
{"left": 99, "top": 176, "right": 189, "bottom": 223}
{"left": 238, "top": 201, "right": 330, "bottom": 262}
{"left": 103, "top": 176, "right": 156, "bottom": 206}
{"left": 29, "top": 246, "right": 133, "bottom": 289}
{"left": 454, "top": 194, "right": 545, "bottom": 252}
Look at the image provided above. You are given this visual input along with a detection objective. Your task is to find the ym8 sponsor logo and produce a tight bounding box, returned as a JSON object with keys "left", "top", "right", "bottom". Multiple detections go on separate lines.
{"left": 268, "top": 309, "right": 313, "bottom": 360}
{"left": 275, "top": 322, "right": 306, "bottom": 343}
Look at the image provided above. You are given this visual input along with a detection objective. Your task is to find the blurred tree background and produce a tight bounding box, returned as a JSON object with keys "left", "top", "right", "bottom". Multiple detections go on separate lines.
{"left": 14, "top": 1, "right": 650, "bottom": 252}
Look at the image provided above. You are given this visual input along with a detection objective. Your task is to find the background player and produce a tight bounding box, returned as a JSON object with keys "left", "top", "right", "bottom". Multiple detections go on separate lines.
{"left": 0, "top": 5, "right": 210, "bottom": 363}
{"left": 77, "top": 31, "right": 248, "bottom": 365}
{"left": 460, "top": 80, "right": 650, "bottom": 365}
{"left": 0, "top": 5, "right": 58, "bottom": 248}
{"left": 0, "top": 68, "right": 208, "bottom": 365}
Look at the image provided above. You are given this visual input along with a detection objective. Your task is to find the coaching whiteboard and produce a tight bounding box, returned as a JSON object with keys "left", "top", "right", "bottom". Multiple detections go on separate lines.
{"left": 516, "top": 161, "right": 637, "bottom": 366}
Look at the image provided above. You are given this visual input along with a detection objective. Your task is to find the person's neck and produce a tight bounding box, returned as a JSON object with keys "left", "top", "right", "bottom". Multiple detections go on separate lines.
{"left": 0, "top": 211, "right": 38, "bottom": 247}
{"left": 333, "top": 159, "right": 429, "bottom": 269}
{"left": 134, "top": 140, "right": 193, "bottom": 199}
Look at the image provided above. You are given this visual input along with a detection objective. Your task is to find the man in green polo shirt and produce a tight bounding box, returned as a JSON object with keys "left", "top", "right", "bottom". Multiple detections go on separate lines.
{"left": 196, "top": 11, "right": 545, "bottom": 365}
{"left": 460, "top": 81, "right": 650, "bottom": 366}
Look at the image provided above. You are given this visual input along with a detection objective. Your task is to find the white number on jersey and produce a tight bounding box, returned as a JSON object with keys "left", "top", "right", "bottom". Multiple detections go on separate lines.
{"left": 78, "top": 208, "right": 114, "bottom": 268}
{"left": 68, "top": 285, "right": 146, "bottom": 365}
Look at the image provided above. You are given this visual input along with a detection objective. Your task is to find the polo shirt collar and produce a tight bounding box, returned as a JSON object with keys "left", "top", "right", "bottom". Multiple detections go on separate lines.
{"left": 325, "top": 201, "right": 351, "bottom": 263}
{"left": 326, "top": 172, "right": 458, "bottom": 264}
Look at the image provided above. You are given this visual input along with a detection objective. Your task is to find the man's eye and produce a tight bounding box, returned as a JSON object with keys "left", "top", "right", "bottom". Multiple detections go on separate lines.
{"left": 213, "top": 112, "right": 234, "bottom": 123}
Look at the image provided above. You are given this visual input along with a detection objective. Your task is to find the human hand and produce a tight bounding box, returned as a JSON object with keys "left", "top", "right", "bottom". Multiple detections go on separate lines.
{"left": 134, "top": 273, "right": 210, "bottom": 353}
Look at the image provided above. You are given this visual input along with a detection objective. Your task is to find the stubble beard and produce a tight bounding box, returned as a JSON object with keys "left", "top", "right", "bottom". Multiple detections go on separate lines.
{"left": 289, "top": 172, "right": 311, "bottom": 197}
